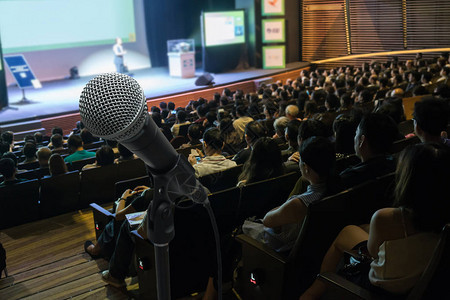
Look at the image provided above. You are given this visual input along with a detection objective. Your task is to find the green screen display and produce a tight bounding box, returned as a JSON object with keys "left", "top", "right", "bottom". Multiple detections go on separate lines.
{"left": 0, "top": 0, "right": 136, "bottom": 54}
{"left": 203, "top": 11, "right": 245, "bottom": 47}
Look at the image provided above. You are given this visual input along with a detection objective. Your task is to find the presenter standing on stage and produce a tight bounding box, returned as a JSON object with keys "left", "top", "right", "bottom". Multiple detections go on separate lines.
{"left": 113, "top": 37, "right": 127, "bottom": 73}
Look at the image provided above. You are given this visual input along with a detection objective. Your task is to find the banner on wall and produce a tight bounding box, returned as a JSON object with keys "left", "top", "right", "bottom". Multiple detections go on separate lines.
{"left": 262, "top": 19, "right": 285, "bottom": 43}
{"left": 263, "top": 45, "right": 285, "bottom": 69}
{"left": 262, "top": 0, "right": 285, "bottom": 16}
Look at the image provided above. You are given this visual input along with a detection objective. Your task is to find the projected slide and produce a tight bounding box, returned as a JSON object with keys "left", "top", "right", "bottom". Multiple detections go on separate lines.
{"left": 203, "top": 11, "right": 245, "bottom": 47}
{"left": 0, "top": 0, "right": 136, "bottom": 54}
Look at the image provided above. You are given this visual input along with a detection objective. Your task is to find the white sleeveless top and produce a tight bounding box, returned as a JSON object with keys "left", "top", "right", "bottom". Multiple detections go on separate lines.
{"left": 369, "top": 232, "right": 439, "bottom": 294}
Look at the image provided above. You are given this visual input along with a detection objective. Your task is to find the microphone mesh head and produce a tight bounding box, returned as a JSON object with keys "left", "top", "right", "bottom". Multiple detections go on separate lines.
{"left": 79, "top": 73, "right": 148, "bottom": 141}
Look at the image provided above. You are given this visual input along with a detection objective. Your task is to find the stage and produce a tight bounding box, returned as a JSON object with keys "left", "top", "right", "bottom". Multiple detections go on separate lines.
{"left": 0, "top": 62, "right": 309, "bottom": 126}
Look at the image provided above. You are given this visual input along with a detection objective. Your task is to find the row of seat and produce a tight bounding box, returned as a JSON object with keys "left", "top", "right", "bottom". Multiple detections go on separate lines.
{"left": 91, "top": 171, "right": 300, "bottom": 298}
{"left": 0, "top": 158, "right": 148, "bottom": 229}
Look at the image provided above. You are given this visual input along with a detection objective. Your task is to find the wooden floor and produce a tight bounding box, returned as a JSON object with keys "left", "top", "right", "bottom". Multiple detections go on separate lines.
{"left": 0, "top": 208, "right": 143, "bottom": 300}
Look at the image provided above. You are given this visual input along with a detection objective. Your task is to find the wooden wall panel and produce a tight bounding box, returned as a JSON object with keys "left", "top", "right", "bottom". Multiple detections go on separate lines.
{"left": 406, "top": 0, "right": 450, "bottom": 49}
{"left": 302, "top": 0, "right": 348, "bottom": 62}
{"left": 349, "top": 0, "right": 404, "bottom": 53}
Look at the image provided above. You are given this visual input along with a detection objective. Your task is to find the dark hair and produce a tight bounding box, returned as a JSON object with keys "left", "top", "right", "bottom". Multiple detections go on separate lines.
{"left": 413, "top": 85, "right": 428, "bottom": 96}
{"left": 34, "top": 132, "right": 43, "bottom": 143}
{"left": 340, "top": 93, "right": 353, "bottom": 108}
{"left": 264, "top": 103, "right": 278, "bottom": 117}
{"left": 188, "top": 123, "right": 203, "bottom": 141}
{"left": 161, "top": 109, "right": 169, "bottom": 120}
{"left": 176, "top": 110, "right": 187, "bottom": 123}
{"left": 68, "top": 134, "right": 83, "bottom": 150}
{"left": 298, "top": 119, "right": 327, "bottom": 143}
{"left": 325, "top": 93, "right": 340, "bottom": 111}
{"left": 239, "top": 137, "right": 284, "bottom": 183}
{"left": 49, "top": 153, "right": 68, "bottom": 176}
{"left": 96, "top": 145, "right": 115, "bottom": 166}
{"left": 197, "top": 104, "right": 209, "bottom": 118}
{"left": 151, "top": 106, "right": 161, "bottom": 114}
{"left": 375, "top": 100, "right": 404, "bottom": 124}
{"left": 236, "top": 105, "right": 248, "bottom": 117}
{"left": 152, "top": 112, "right": 162, "bottom": 127}
{"left": 205, "top": 111, "right": 217, "bottom": 126}
{"left": 52, "top": 127, "right": 63, "bottom": 136}
{"left": 0, "top": 142, "right": 10, "bottom": 156}
{"left": 299, "top": 136, "right": 335, "bottom": 178}
{"left": 286, "top": 119, "right": 302, "bottom": 145}
{"left": 358, "top": 113, "right": 399, "bottom": 154}
{"left": 2, "top": 152, "right": 18, "bottom": 166}
{"left": 0, "top": 158, "right": 16, "bottom": 179}
{"left": 220, "top": 96, "right": 229, "bottom": 106}
{"left": 223, "top": 88, "right": 231, "bottom": 97}
{"left": 1, "top": 131, "right": 13, "bottom": 145}
{"left": 413, "top": 97, "right": 449, "bottom": 136}
{"left": 80, "top": 128, "right": 95, "bottom": 144}
{"left": 394, "top": 143, "right": 450, "bottom": 233}
{"left": 159, "top": 101, "right": 167, "bottom": 109}
{"left": 203, "top": 127, "right": 223, "bottom": 151}
{"left": 23, "top": 142, "right": 37, "bottom": 159}
{"left": 333, "top": 114, "right": 358, "bottom": 155}
{"left": 359, "top": 89, "right": 372, "bottom": 103}
{"left": 168, "top": 101, "right": 175, "bottom": 111}
{"left": 245, "top": 121, "right": 266, "bottom": 145}
{"left": 50, "top": 134, "right": 63, "bottom": 149}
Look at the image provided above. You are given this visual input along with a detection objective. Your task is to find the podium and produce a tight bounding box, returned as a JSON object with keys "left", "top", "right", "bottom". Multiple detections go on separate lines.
{"left": 167, "top": 39, "right": 195, "bottom": 78}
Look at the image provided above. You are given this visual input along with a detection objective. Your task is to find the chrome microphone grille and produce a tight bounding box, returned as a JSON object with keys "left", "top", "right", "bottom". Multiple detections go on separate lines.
{"left": 79, "top": 73, "right": 147, "bottom": 141}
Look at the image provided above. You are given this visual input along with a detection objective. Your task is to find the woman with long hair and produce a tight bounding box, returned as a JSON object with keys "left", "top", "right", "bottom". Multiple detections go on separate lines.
{"left": 238, "top": 137, "right": 284, "bottom": 186}
{"left": 301, "top": 143, "right": 450, "bottom": 299}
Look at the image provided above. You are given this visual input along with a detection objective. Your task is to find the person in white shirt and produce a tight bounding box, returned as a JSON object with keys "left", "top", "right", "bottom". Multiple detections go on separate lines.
{"left": 188, "top": 128, "right": 236, "bottom": 178}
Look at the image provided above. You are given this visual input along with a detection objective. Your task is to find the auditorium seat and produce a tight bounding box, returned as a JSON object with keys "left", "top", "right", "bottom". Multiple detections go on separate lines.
{"left": 39, "top": 171, "right": 80, "bottom": 217}
{"left": 115, "top": 158, "right": 148, "bottom": 183}
{"left": 67, "top": 156, "right": 96, "bottom": 172}
{"left": 79, "top": 164, "right": 118, "bottom": 207}
{"left": 318, "top": 223, "right": 450, "bottom": 300}
{"left": 16, "top": 167, "right": 50, "bottom": 180}
{"left": 198, "top": 164, "right": 243, "bottom": 193}
{"left": 235, "top": 173, "right": 395, "bottom": 299}
{"left": 17, "top": 161, "right": 40, "bottom": 170}
{"left": 133, "top": 187, "right": 242, "bottom": 299}
{"left": 176, "top": 144, "right": 203, "bottom": 158}
{"left": 0, "top": 179, "right": 40, "bottom": 229}
{"left": 114, "top": 175, "right": 152, "bottom": 199}
{"left": 237, "top": 171, "right": 299, "bottom": 225}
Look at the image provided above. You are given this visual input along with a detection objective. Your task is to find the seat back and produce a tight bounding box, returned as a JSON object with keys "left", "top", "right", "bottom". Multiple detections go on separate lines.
{"left": 335, "top": 154, "right": 361, "bottom": 174}
{"left": 67, "top": 156, "right": 96, "bottom": 172}
{"left": 237, "top": 172, "right": 299, "bottom": 225}
{"left": 390, "top": 136, "right": 421, "bottom": 155}
{"left": 116, "top": 158, "right": 148, "bottom": 182}
{"left": 198, "top": 164, "right": 243, "bottom": 193}
{"left": 398, "top": 119, "right": 414, "bottom": 136}
{"left": 176, "top": 144, "right": 202, "bottom": 157}
{"left": 17, "top": 161, "right": 40, "bottom": 170}
{"left": 178, "top": 124, "right": 190, "bottom": 137}
{"left": 408, "top": 224, "right": 450, "bottom": 300}
{"left": 0, "top": 179, "right": 40, "bottom": 229}
{"left": 39, "top": 171, "right": 80, "bottom": 217}
{"left": 114, "top": 175, "right": 151, "bottom": 199}
{"left": 79, "top": 164, "right": 118, "bottom": 207}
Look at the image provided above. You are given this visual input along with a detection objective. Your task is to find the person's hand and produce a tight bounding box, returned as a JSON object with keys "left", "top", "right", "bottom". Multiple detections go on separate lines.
{"left": 121, "top": 189, "right": 136, "bottom": 199}
{"left": 188, "top": 154, "right": 197, "bottom": 165}
{"left": 288, "top": 151, "right": 300, "bottom": 163}
{"left": 133, "top": 186, "right": 149, "bottom": 193}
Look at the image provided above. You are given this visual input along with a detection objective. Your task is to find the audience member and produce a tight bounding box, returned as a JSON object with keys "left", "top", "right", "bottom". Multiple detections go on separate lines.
{"left": 262, "top": 136, "right": 338, "bottom": 252}
{"left": 115, "top": 143, "right": 136, "bottom": 163}
{"left": 171, "top": 110, "right": 191, "bottom": 137}
{"left": 237, "top": 137, "right": 284, "bottom": 186}
{"left": 37, "top": 147, "right": 52, "bottom": 169}
{"left": 188, "top": 128, "right": 237, "bottom": 177}
{"left": 64, "top": 134, "right": 96, "bottom": 164}
{"left": 50, "top": 134, "right": 65, "bottom": 153}
{"left": 48, "top": 154, "right": 68, "bottom": 176}
{"left": 233, "top": 105, "right": 254, "bottom": 139}
{"left": 340, "top": 113, "right": 399, "bottom": 188}
{"left": 413, "top": 97, "right": 450, "bottom": 145}
{"left": 21, "top": 142, "right": 37, "bottom": 164}
{"left": 301, "top": 143, "right": 450, "bottom": 299}
{"left": 233, "top": 121, "right": 266, "bottom": 165}
{"left": 0, "top": 158, "right": 25, "bottom": 186}
{"left": 82, "top": 145, "right": 115, "bottom": 170}
{"left": 219, "top": 118, "right": 244, "bottom": 155}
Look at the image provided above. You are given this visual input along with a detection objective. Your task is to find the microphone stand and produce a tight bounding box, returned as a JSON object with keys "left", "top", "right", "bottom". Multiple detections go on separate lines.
{"left": 146, "top": 154, "right": 207, "bottom": 300}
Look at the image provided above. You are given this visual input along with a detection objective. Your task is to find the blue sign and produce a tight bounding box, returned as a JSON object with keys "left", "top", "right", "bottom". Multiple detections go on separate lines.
{"left": 3, "top": 55, "right": 39, "bottom": 89}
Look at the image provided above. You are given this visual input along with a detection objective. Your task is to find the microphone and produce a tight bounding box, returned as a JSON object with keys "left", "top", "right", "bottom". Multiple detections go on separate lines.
{"left": 78, "top": 73, "right": 206, "bottom": 203}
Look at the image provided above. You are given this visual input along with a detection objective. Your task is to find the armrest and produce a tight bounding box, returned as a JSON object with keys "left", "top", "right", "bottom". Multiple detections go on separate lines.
{"left": 318, "top": 272, "right": 384, "bottom": 300}
{"left": 90, "top": 203, "right": 115, "bottom": 218}
{"left": 235, "top": 234, "right": 287, "bottom": 264}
